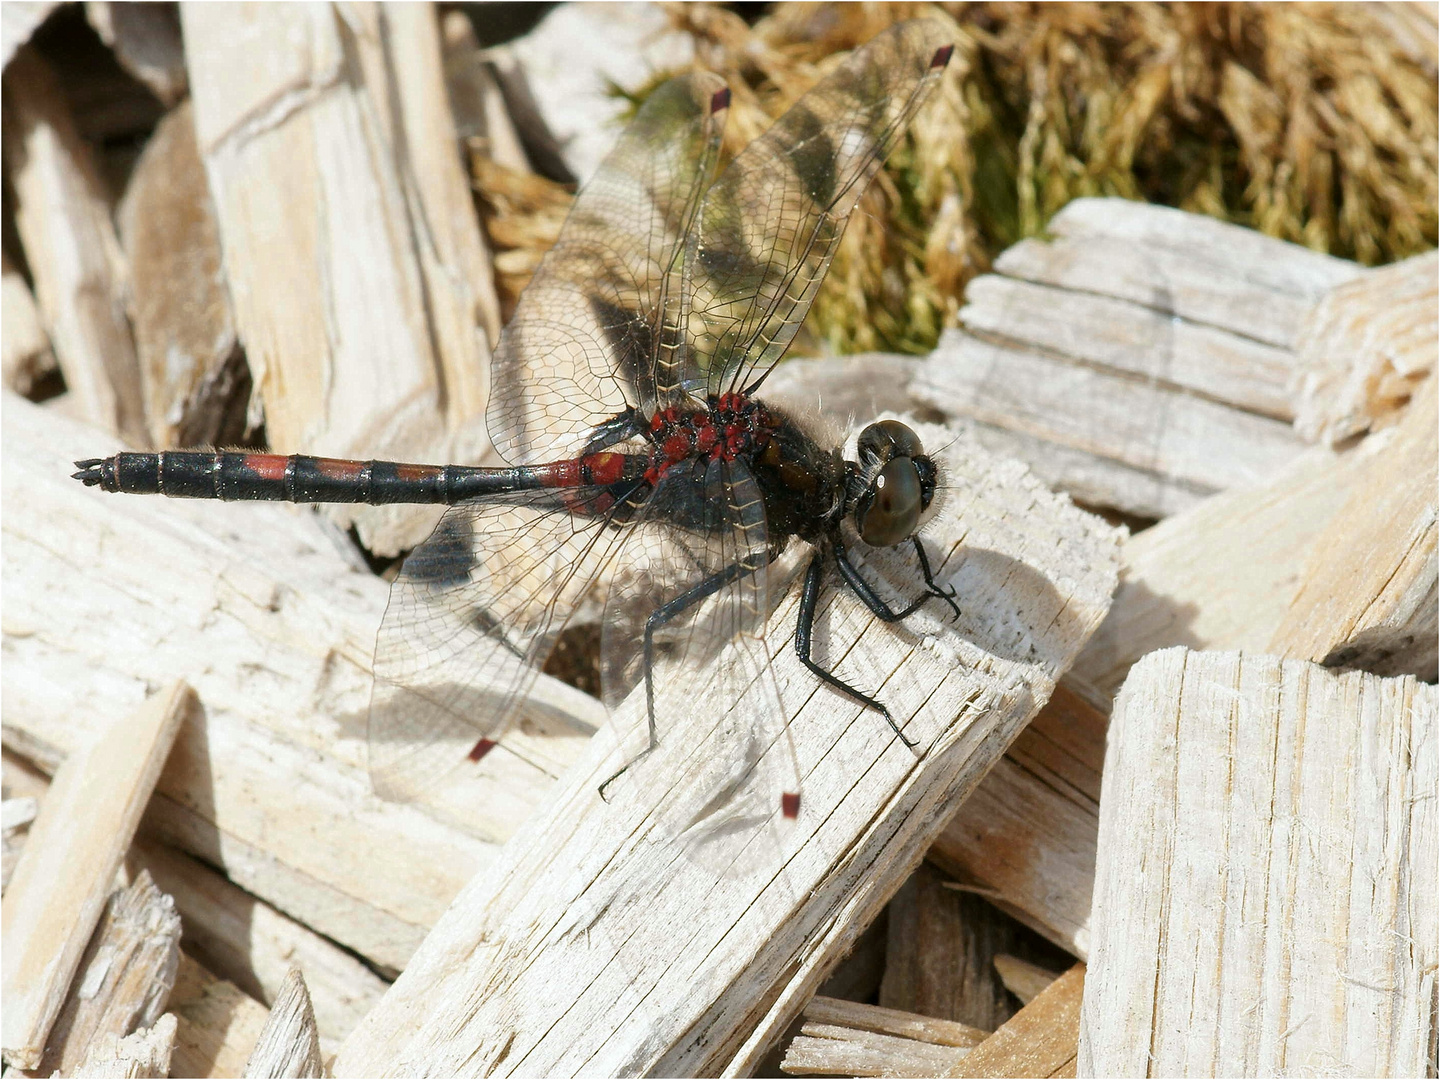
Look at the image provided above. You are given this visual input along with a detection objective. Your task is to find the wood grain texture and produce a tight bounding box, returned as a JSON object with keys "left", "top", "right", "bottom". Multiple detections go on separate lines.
{"left": 70, "top": 1013, "right": 177, "bottom": 1079}
{"left": 116, "top": 99, "right": 244, "bottom": 451}
{"left": 950, "top": 962, "right": 1084, "bottom": 1078}
{"left": 911, "top": 198, "right": 1362, "bottom": 519}
{"left": 0, "top": 683, "right": 188, "bottom": 1070}
{"left": 32, "top": 870, "right": 181, "bottom": 1078}
{"left": 927, "top": 683, "right": 1104, "bottom": 958}
{"left": 1079, "top": 650, "right": 1437, "bottom": 1077}
{"left": 2, "top": 47, "right": 146, "bottom": 446}
{"left": 180, "top": 2, "right": 501, "bottom": 557}
{"left": 169, "top": 955, "right": 269, "bottom": 1080}
{"left": 880, "top": 863, "right": 1019, "bottom": 1031}
{"left": 1292, "top": 250, "right": 1438, "bottom": 445}
{"left": 1270, "top": 375, "right": 1438, "bottom": 680}
{"left": 334, "top": 419, "right": 1121, "bottom": 1078}
{"left": 243, "top": 968, "right": 323, "bottom": 1080}
{"left": 2, "top": 394, "right": 599, "bottom": 971}
{"left": 130, "top": 840, "right": 387, "bottom": 1054}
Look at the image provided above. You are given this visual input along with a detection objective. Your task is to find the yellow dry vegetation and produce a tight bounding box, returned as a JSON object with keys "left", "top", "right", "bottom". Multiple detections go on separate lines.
{"left": 473, "top": 2, "right": 1439, "bottom": 355}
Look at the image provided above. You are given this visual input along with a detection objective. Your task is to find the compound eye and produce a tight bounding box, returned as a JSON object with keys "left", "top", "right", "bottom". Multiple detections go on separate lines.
{"left": 857, "top": 458, "right": 922, "bottom": 547}
{"left": 857, "top": 420, "right": 923, "bottom": 462}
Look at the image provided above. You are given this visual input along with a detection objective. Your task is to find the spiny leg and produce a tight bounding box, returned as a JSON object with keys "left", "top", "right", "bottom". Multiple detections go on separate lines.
{"left": 598, "top": 558, "right": 759, "bottom": 800}
{"left": 910, "top": 537, "right": 961, "bottom": 619}
{"left": 793, "top": 551, "right": 916, "bottom": 748}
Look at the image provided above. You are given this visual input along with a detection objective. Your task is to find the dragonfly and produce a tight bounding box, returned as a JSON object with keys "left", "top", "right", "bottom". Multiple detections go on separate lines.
{"left": 74, "top": 19, "right": 958, "bottom": 823}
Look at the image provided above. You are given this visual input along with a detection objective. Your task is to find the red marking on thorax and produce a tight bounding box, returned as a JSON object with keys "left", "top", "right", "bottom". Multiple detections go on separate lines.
{"left": 242, "top": 454, "right": 290, "bottom": 481}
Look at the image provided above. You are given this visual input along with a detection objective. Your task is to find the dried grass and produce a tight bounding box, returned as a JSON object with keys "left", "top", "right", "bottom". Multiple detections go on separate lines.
{"left": 472, "top": 2, "right": 1438, "bottom": 355}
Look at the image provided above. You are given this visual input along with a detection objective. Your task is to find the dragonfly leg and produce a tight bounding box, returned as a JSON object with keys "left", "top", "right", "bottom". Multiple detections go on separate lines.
{"left": 910, "top": 537, "right": 962, "bottom": 620}
{"left": 598, "top": 557, "right": 760, "bottom": 801}
{"left": 834, "top": 545, "right": 930, "bottom": 623}
{"left": 794, "top": 551, "right": 917, "bottom": 748}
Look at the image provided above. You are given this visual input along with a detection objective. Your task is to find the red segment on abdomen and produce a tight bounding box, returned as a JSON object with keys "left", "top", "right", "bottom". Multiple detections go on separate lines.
{"left": 314, "top": 457, "right": 368, "bottom": 478}
{"left": 241, "top": 454, "right": 290, "bottom": 480}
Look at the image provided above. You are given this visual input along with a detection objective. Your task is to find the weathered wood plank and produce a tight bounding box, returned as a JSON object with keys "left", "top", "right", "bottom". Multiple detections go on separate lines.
{"left": 32, "top": 870, "right": 182, "bottom": 1078}
{"left": 950, "top": 962, "right": 1084, "bottom": 1078}
{"left": 1080, "top": 650, "right": 1436, "bottom": 1076}
{"left": 993, "top": 954, "right": 1063, "bottom": 1006}
{"left": 334, "top": 419, "right": 1121, "bottom": 1077}
{"left": 1, "top": 682, "right": 188, "bottom": 1069}
{"left": 3, "top": 393, "right": 601, "bottom": 972}
{"left": 782, "top": 1024, "right": 969, "bottom": 1078}
{"left": 912, "top": 197, "right": 1364, "bottom": 520}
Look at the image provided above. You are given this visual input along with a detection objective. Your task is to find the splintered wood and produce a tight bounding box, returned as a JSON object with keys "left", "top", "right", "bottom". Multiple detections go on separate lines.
{"left": 1081, "top": 650, "right": 1437, "bottom": 1077}
{"left": 334, "top": 420, "right": 1121, "bottom": 1077}
{"left": 1, "top": 683, "right": 189, "bottom": 1069}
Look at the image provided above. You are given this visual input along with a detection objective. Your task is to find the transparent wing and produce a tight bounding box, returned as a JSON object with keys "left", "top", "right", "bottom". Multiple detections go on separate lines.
{"left": 487, "top": 72, "right": 729, "bottom": 466}
{"left": 686, "top": 19, "right": 954, "bottom": 398}
{"left": 368, "top": 482, "right": 644, "bottom": 803}
{"left": 597, "top": 458, "right": 801, "bottom": 874}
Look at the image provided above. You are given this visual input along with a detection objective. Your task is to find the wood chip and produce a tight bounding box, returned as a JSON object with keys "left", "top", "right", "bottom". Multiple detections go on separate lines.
{"left": 1, "top": 682, "right": 189, "bottom": 1069}
{"left": 782, "top": 1024, "right": 969, "bottom": 1078}
{"left": 1270, "top": 373, "right": 1438, "bottom": 679}
{"left": 992, "top": 954, "right": 1062, "bottom": 1006}
{"left": 927, "top": 682, "right": 1103, "bottom": 958}
{"left": 1, "top": 251, "right": 55, "bottom": 395}
{"left": 131, "top": 839, "right": 385, "bottom": 1054}
{"left": 116, "top": 99, "right": 245, "bottom": 450}
{"left": 880, "top": 862, "right": 1017, "bottom": 1031}
{"left": 33, "top": 870, "right": 182, "bottom": 1077}
{"left": 70, "top": 1013, "right": 177, "bottom": 1079}
{"left": 333, "top": 419, "right": 1121, "bottom": 1077}
{"left": 949, "top": 962, "right": 1084, "bottom": 1078}
{"left": 803, "top": 996, "right": 987, "bottom": 1048}
{"left": 4, "top": 393, "right": 598, "bottom": 973}
{"left": 1292, "top": 250, "right": 1438, "bottom": 445}
{"left": 169, "top": 954, "right": 269, "bottom": 1080}
{"left": 181, "top": 3, "right": 502, "bottom": 557}
{"left": 2, "top": 46, "right": 147, "bottom": 445}
{"left": 243, "top": 968, "right": 323, "bottom": 1080}
{"left": 911, "top": 197, "right": 1363, "bottom": 519}
{"left": 1081, "top": 651, "right": 1436, "bottom": 1076}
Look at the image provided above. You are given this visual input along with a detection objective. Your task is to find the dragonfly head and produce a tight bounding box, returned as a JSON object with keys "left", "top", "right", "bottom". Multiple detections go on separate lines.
{"left": 849, "top": 420, "right": 938, "bottom": 547}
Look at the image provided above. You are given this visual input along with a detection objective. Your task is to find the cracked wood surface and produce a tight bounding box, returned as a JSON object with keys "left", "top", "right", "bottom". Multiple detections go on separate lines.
{"left": 334, "top": 419, "right": 1121, "bottom": 1078}
{"left": 1080, "top": 650, "right": 1437, "bottom": 1077}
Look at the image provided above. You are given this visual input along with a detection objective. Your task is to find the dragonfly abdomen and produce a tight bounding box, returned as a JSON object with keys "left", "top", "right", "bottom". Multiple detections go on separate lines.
{"left": 72, "top": 451, "right": 643, "bottom": 504}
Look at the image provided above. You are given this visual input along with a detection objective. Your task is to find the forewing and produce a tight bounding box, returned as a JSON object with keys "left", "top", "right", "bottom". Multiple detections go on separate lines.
{"left": 368, "top": 484, "right": 641, "bottom": 803}
{"left": 687, "top": 19, "right": 954, "bottom": 397}
{"left": 487, "top": 73, "right": 729, "bottom": 465}
{"left": 598, "top": 459, "right": 800, "bottom": 874}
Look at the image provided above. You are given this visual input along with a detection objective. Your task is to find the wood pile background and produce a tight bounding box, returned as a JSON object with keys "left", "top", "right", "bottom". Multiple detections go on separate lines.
{"left": 2, "top": 3, "right": 1436, "bottom": 1078}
